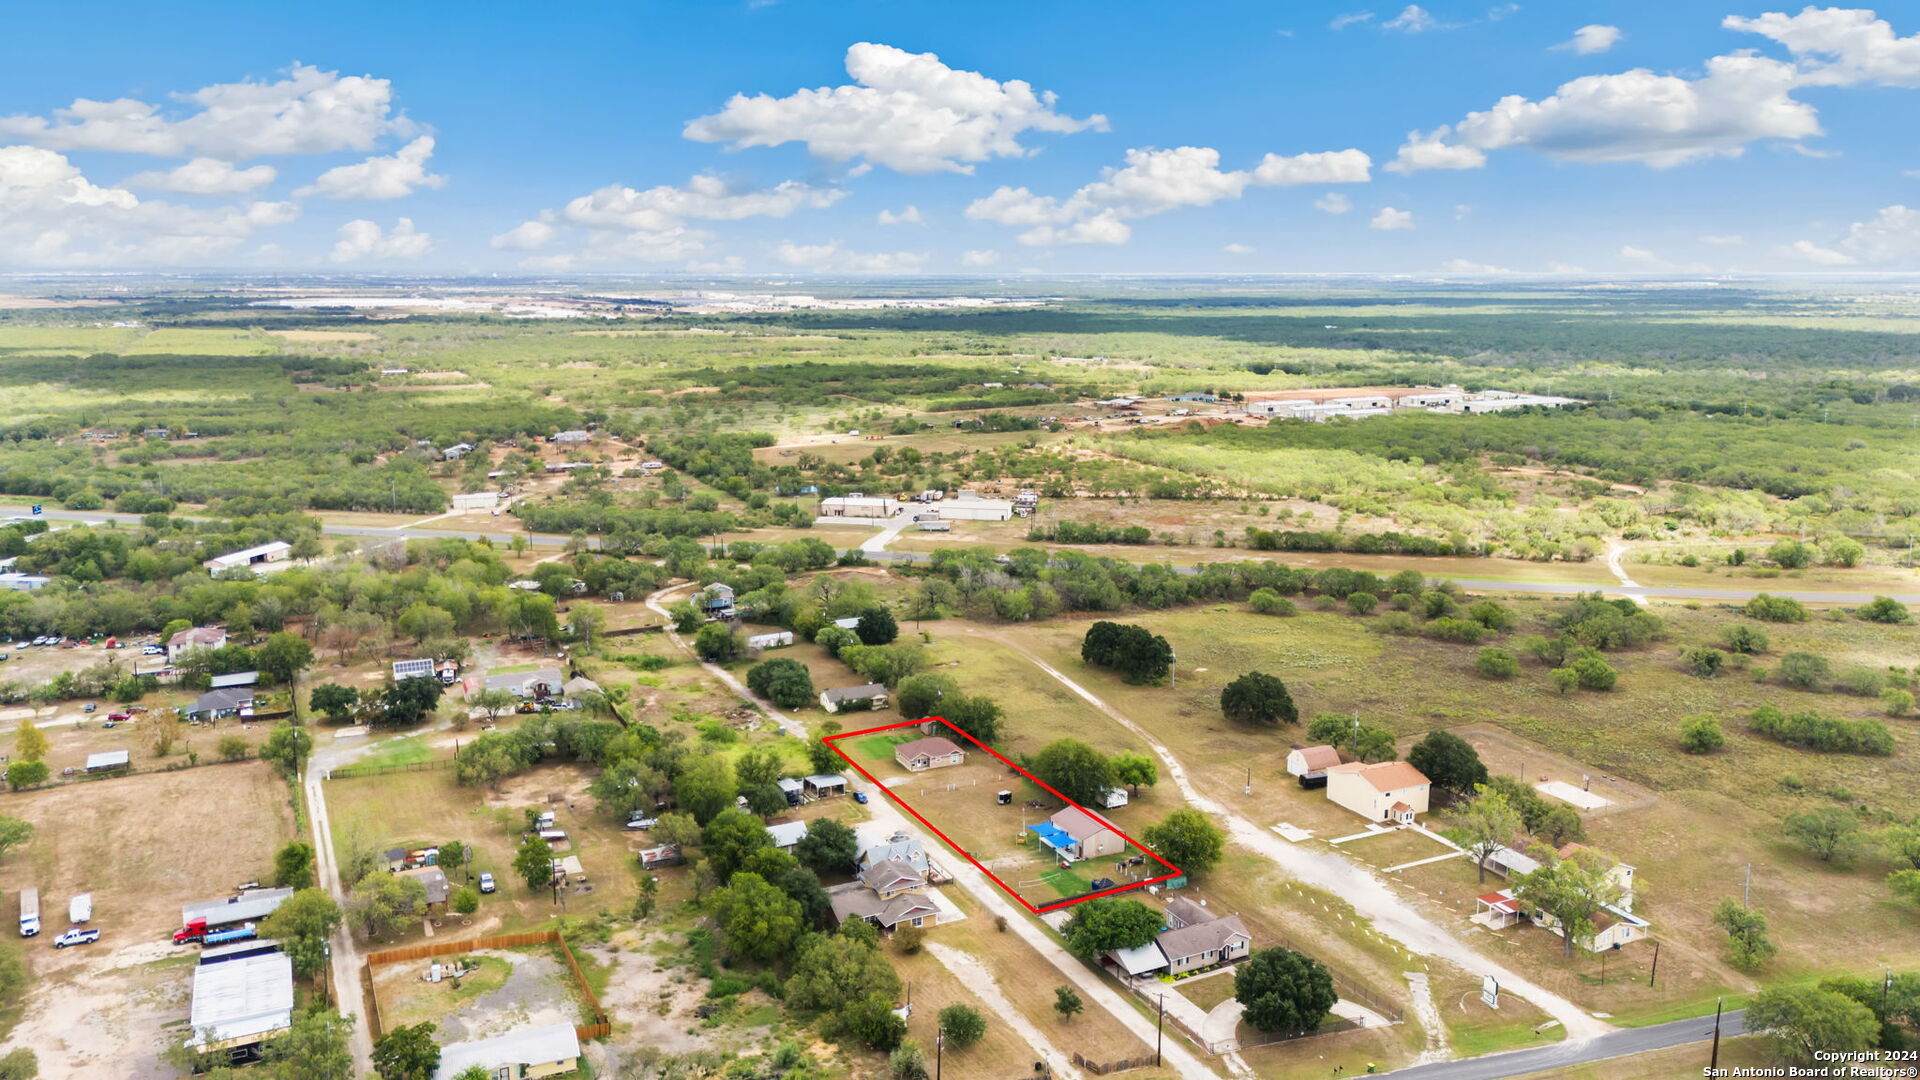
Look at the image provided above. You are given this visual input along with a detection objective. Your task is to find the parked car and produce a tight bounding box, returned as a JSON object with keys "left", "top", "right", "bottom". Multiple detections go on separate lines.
{"left": 107, "top": 712, "right": 129, "bottom": 722}
{"left": 141, "top": 645, "right": 164, "bottom": 656}
{"left": 81, "top": 704, "right": 95, "bottom": 713}
{"left": 624, "top": 817, "right": 657, "bottom": 831}
{"left": 853, "top": 790, "right": 870, "bottom": 804}
{"left": 53, "top": 928, "right": 100, "bottom": 949}
{"left": 478, "top": 872, "right": 496, "bottom": 894}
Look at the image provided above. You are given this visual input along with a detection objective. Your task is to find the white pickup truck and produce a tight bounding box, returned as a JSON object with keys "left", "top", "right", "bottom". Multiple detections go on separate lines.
{"left": 53, "top": 928, "right": 100, "bottom": 949}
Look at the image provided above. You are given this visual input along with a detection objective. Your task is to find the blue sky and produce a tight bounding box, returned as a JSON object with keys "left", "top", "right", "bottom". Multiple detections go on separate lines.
{"left": 2, "top": 1, "right": 1917, "bottom": 274}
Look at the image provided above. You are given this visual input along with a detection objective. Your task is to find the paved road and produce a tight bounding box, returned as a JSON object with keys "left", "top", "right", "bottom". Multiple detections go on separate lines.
{"left": 1382, "top": 1009, "right": 1746, "bottom": 1079}
{"left": 12, "top": 504, "right": 1917, "bottom": 604}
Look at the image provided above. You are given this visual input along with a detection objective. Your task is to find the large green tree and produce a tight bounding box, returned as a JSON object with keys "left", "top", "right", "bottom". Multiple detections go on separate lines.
{"left": 1234, "top": 948, "right": 1337, "bottom": 1034}
{"left": 785, "top": 926, "right": 903, "bottom": 1016}
{"left": 1458, "top": 786, "right": 1524, "bottom": 883}
{"left": 710, "top": 871, "right": 803, "bottom": 963}
{"left": 1405, "top": 730, "right": 1488, "bottom": 797}
{"left": 1062, "top": 898, "right": 1163, "bottom": 959}
{"left": 703, "top": 807, "right": 774, "bottom": 882}
{"left": 256, "top": 632, "right": 315, "bottom": 686}
{"left": 794, "top": 817, "right": 859, "bottom": 875}
{"left": 1219, "top": 671, "right": 1298, "bottom": 727}
{"left": 348, "top": 873, "right": 427, "bottom": 940}
{"left": 1029, "top": 739, "right": 1117, "bottom": 808}
{"left": 1745, "top": 985, "right": 1879, "bottom": 1064}
{"left": 746, "top": 658, "right": 815, "bottom": 709}
{"left": 260, "top": 888, "right": 343, "bottom": 979}
{"left": 308, "top": 683, "right": 358, "bottom": 723}
{"left": 273, "top": 841, "right": 315, "bottom": 890}
{"left": 1140, "top": 808, "right": 1226, "bottom": 877}
{"left": 514, "top": 836, "right": 555, "bottom": 893}
{"left": 675, "top": 753, "right": 737, "bottom": 825}
{"left": 372, "top": 1022, "right": 440, "bottom": 1080}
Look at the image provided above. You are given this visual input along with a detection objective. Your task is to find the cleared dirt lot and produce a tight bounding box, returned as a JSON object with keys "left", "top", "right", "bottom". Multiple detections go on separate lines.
{"left": 0, "top": 761, "right": 297, "bottom": 1076}
{"left": 373, "top": 944, "right": 590, "bottom": 1041}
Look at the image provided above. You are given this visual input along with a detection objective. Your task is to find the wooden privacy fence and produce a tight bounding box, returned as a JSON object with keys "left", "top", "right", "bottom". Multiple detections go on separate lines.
{"left": 363, "top": 929, "right": 610, "bottom": 1044}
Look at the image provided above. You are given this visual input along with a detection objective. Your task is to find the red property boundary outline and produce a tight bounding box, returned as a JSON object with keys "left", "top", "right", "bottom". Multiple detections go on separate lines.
{"left": 824, "top": 715, "right": 1181, "bottom": 914}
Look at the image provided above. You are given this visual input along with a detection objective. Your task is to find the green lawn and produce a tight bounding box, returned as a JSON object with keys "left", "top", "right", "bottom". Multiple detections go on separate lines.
{"left": 356, "top": 734, "right": 433, "bottom": 770}
{"left": 852, "top": 732, "right": 913, "bottom": 763}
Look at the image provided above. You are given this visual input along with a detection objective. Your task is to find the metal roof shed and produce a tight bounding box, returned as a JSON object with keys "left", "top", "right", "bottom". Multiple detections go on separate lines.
{"left": 185, "top": 948, "right": 294, "bottom": 1050}
{"left": 182, "top": 887, "right": 294, "bottom": 928}
{"left": 85, "top": 750, "right": 130, "bottom": 771}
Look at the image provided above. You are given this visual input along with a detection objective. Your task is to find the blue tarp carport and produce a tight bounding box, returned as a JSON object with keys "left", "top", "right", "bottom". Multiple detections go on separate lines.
{"left": 1028, "top": 822, "right": 1074, "bottom": 852}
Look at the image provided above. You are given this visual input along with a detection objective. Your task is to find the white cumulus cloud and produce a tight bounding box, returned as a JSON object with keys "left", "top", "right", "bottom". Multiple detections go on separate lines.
{"left": 1699, "top": 233, "right": 1745, "bottom": 245}
{"left": 0, "top": 63, "right": 413, "bottom": 159}
{"left": 966, "top": 144, "right": 1370, "bottom": 245}
{"left": 499, "top": 173, "right": 845, "bottom": 267}
{"left": 1390, "top": 9, "right": 1920, "bottom": 173}
{"left": 296, "top": 135, "right": 444, "bottom": 200}
{"left": 1370, "top": 206, "right": 1416, "bottom": 230}
{"left": 1554, "top": 25, "right": 1623, "bottom": 55}
{"left": 876, "top": 205, "right": 923, "bottom": 226}
{"left": 1779, "top": 238, "right": 1856, "bottom": 264}
{"left": 1723, "top": 7, "right": 1920, "bottom": 87}
{"left": 684, "top": 42, "right": 1106, "bottom": 174}
{"left": 490, "top": 219, "right": 555, "bottom": 250}
{"left": 124, "top": 157, "right": 276, "bottom": 195}
{"left": 560, "top": 173, "right": 843, "bottom": 231}
{"left": 0, "top": 145, "right": 299, "bottom": 267}
{"left": 1314, "top": 192, "right": 1353, "bottom": 214}
{"left": 329, "top": 217, "right": 431, "bottom": 262}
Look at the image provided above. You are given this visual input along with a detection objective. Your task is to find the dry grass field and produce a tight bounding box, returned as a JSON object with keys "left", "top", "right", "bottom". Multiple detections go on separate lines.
{"left": 326, "top": 763, "right": 646, "bottom": 941}
{"left": 909, "top": 601, "right": 1920, "bottom": 1030}
{"left": 0, "top": 761, "right": 296, "bottom": 1077}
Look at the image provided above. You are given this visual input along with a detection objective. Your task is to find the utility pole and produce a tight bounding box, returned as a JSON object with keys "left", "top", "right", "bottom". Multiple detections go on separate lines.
{"left": 1743, "top": 864, "right": 1751, "bottom": 909}
{"left": 936, "top": 1024, "right": 944, "bottom": 1080}
{"left": 1709, "top": 997, "right": 1723, "bottom": 1072}
{"left": 1156, "top": 995, "right": 1165, "bottom": 1066}
{"left": 1649, "top": 940, "right": 1660, "bottom": 987}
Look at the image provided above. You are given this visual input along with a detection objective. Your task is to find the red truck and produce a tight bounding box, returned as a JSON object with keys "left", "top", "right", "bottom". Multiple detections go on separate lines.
{"left": 173, "top": 919, "right": 257, "bottom": 946}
